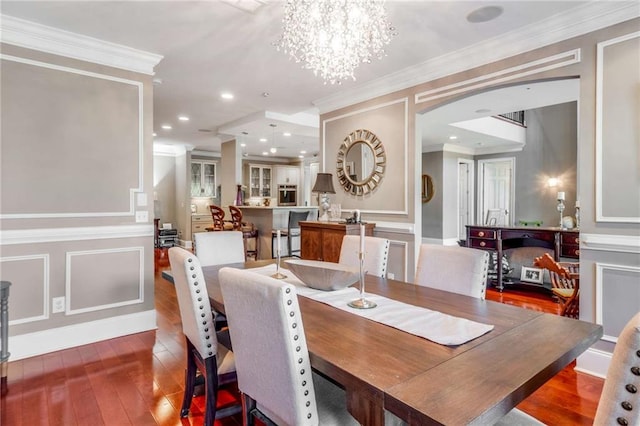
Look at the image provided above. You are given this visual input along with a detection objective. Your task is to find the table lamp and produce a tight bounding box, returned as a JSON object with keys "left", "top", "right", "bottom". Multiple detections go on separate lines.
{"left": 312, "top": 173, "right": 336, "bottom": 221}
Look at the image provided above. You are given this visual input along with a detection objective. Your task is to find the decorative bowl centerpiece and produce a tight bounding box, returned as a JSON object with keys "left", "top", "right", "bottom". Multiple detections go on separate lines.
{"left": 284, "top": 259, "right": 359, "bottom": 291}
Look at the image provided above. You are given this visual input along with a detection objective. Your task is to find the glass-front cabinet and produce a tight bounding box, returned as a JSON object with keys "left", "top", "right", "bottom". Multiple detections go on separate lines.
{"left": 249, "top": 164, "right": 272, "bottom": 198}
{"left": 191, "top": 160, "right": 216, "bottom": 197}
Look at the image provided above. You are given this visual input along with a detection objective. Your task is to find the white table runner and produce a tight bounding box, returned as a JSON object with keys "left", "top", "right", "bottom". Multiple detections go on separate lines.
{"left": 243, "top": 264, "right": 494, "bottom": 346}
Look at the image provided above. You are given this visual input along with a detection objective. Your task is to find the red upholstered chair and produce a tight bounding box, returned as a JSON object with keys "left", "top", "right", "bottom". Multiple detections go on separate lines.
{"left": 228, "top": 205, "right": 258, "bottom": 260}
{"left": 534, "top": 253, "right": 580, "bottom": 318}
{"left": 206, "top": 205, "right": 227, "bottom": 231}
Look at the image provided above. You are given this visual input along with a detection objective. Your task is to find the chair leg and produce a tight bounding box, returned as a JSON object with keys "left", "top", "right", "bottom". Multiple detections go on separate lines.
{"left": 181, "top": 340, "right": 197, "bottom": 417}
{"left": 203, "top": 355, "right": 219, "bottom": 426}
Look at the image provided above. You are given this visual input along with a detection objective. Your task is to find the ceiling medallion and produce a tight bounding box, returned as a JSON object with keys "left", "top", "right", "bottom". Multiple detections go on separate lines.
{"left": 275, "top": 0, "right": 396, "bottom": 85}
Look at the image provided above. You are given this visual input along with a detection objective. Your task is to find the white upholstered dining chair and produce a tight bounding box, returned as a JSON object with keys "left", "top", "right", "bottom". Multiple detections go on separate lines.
{"left": 193, "top": 231, "right": 246, "bottom": 330}
{"left": 414, "top": 244, "right": 490, "bottom": 300}
{"left": 339, "top": 235, "right": 390, "bottom": 278}
{"left": 193, "top": 230, "right": 246, "bottom": 266}
{"left": 218, "top": 267, "right": 359, "bottom": 426}
{"left": 168, "top": 247, "right": 240, "bottom": 424}
{"left": 593, "top": 310, "right": 640, "bottom": 426}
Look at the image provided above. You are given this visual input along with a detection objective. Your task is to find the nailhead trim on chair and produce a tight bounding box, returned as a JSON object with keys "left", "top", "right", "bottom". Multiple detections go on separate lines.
{"left": 617, "top": 349, "right": 640, "bottom": 426}
{"left": 284, "top": 286, "right": 313, "bottom": 423}
{"left": 188, "top": 256, "right": 213, "bottom": 356}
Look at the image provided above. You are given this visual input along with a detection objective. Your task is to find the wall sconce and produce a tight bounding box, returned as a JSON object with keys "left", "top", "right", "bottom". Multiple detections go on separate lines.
{"left": 547, "top": 177, "right": 559, "bottom": 187}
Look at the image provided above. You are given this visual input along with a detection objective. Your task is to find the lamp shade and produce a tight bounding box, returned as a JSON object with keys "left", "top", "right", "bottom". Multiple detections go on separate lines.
{"left": 312, "top": 173, "right": 336, "bottom": 194}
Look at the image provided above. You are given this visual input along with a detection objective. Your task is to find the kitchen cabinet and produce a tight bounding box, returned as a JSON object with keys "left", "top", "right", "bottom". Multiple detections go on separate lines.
{"left": 191, "top": 160, "right": 217, "bottom": 198}
{"left": 275, "top": 166, "right": 300, "bottom": 186}
{"left": 191, "top": 214, "right": 213, "bottom": 234}
{"left": 249, "top": 164, "right": 272, "bottom": 198}
{"left": 300, "top": 221, "right": 375, "bottom": 263}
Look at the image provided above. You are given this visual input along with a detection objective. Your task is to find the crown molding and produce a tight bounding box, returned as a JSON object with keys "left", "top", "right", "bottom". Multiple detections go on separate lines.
{"left": 313, "top": 1, "right": 639, "bottom": 114}
{"left": 0, "top": 14, "right": 163, "bottom": 74}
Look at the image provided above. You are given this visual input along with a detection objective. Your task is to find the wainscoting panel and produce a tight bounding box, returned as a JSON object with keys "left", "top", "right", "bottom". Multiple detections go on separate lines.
{"left": 66, "top": 247, "right": 144, "bottom": 315}
{"left": 595, "top": 262, "right": 640, "bottom": 343}
{"left": 595, "top": 31, "right": 640, "bottom": 222}
{"left": 0, "top": 254, "right": 49, "bottom": 325}
{"left": 0, "top": 54, "right": 143, "bottom": 219}
{"left": 387, "top": 240, "right": 409, "bottom": 282}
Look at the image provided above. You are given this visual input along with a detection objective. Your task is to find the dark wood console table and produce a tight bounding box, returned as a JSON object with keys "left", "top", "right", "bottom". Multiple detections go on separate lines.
{"left": 300, "top": 221, "right": 375, "bottom": 263}
{"left": 466, "top": 225, "right": 579, "bottom": 291}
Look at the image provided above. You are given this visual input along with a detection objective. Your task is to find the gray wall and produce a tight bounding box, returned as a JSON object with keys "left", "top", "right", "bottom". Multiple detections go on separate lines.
{"left": 422, "top": 152, "right": 443, "bottom": 239}
{"left": 0, "top": 43, "right": 156, "bottom": 359}
{"left": 153, "top": 154, "right": 177, "bottom": 226}
{"left": 476, "top": 102, "right": 578, "bottom": 227}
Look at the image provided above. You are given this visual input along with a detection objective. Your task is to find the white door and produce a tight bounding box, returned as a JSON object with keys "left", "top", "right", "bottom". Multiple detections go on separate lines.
{"left": 458, "top": 159, "right": 474, "bottom": 240}
{"left": 478, "top": 158, "right": 515, "bottom": 226}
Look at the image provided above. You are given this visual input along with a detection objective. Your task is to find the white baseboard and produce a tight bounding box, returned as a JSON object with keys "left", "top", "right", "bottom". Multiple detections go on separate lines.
{"left": 421, "top": 238, "right": 460, "bottom": 246}
{"left": 575, "top": 347, "right": 611, "bottom": 379}
{"left": 8, "top": 309, "right": 157, "bottom": 361}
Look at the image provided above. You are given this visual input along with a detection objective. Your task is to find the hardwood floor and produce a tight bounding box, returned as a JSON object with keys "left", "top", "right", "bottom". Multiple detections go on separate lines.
{"left": 1, "top": 249, "right": 603, "bottom": 425}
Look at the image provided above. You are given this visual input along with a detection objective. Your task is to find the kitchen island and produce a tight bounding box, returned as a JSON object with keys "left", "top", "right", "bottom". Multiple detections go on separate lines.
{"left": 238, "top": 206, "right": 318, "bottom": 259}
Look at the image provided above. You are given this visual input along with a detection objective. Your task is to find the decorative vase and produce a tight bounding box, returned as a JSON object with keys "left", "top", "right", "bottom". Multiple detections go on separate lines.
{"left": 235, "top": 184, "right": 243, "bottom": 206}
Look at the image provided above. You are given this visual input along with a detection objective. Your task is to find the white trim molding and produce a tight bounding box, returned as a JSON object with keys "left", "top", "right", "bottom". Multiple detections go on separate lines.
{"left": 0, "top": 54, "right": 145, "bottom": 219}
{"left": 595, "top": 31, "right": 640, "bottom": 223}
{"left": 595, "top": 262, "right": 640, "bottom": 343}
{"left": 414, "top": 50, "right": 580, "bottom": 105}
{"left": 575, "top": 348, "right": 611, "bottom": 379}
{"left": 322, "top": 97, "right": 409, "bottom": 216}
{"left": 7, "top": 309, "right": 157, "bottom": 361}
{"left": 65, "top": 247, "right": 145, "bottom": 315}
{"left": 0, "top": 254, "right": 50, "bottom": 325}
{"left": 0, "top": 14, "right": 163, "bottom": 75}
{"left": 0, "top": 224, "right": 154, "bottom": 245}
{"left": 580, "top": 233, "right": 640, "bottom": 254}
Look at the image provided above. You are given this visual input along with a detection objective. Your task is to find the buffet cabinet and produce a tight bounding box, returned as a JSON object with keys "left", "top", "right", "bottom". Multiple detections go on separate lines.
{"left": 300, "top": 221, "right": 375, "bottom": 263}
{"left": 466, "top": 225, "right": 579, "bottom": 291}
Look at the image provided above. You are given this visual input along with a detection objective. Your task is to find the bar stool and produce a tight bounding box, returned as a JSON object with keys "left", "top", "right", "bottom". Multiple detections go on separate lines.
{"left": 229, "top": 206, "right": 259, "bottom": 260}
{"left": 271, "top": 210, "right": 309, "bottom": 258}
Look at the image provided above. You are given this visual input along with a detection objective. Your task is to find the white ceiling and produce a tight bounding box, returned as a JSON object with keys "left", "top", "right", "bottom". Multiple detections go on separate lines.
{"left": 1, "top": 1, "right": 636, "bottom": 159}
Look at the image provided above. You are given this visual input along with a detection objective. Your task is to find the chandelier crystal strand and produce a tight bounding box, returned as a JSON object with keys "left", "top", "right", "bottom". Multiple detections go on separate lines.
{"left": 276, "top": 0, "right": 396, "bottom": 84}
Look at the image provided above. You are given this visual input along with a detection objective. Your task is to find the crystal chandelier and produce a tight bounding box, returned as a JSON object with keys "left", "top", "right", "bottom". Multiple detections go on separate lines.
{"left": 275, "top": 0, "right": 396, "bottom": 84}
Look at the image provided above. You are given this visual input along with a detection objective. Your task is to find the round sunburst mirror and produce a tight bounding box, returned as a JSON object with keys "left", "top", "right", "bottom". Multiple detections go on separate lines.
{"left": 336, "top": 129, "right": 386, "bottom": 196}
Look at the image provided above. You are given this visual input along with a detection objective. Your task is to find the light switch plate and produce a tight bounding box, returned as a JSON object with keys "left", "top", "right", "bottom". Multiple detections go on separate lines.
{"left": 137, "top": 193, "right": 148, "bottom": 207}
{"left": 136, "top": 210, "right": 148, "bottom": 222}
{"left": 52, "top": 297, "right": 65, "bottom": 313}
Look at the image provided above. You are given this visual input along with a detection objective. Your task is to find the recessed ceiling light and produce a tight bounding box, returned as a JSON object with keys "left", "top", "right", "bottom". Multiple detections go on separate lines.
{"left": 300, "top": 150, "right": 307, "bottom": 154}
{"left": 475, "top": 108, "right": 492, "bottom": 114}
{"left": 283, "top": 132, "right": 291, "bottom": 137}
{"left": 298, "top": 155, "right": 304, "bottom": 159}
{"left": 221, "top": 92, "right": 234, "bottom": 100}
{"left": 152, "top": 132, "right": 157, "bottom": 137}
{"left": 161, "top": 124, "right": 172, "bottom": 130}
{"left": 270, "top": 147, "right": 277, "bottom": 154}
{"left": 262, "top": 151, "right": 268, "bottom": 156}
{"left": 449, "top": 136, "right": 458, "bottom": 140}
{"left": 240, "top": 143, "right": 246, "bottom": 147}
{"left": 178, "top": 115, "right": 190, "bottom": 121}
{"left": 259, "top": 138, "right": 267, "bottom": 143}
{"left": 152, "top": 78, "right": 163, "bottom": 85}
{"left": 466, "top": 6, "right": 503, "bottom": 23}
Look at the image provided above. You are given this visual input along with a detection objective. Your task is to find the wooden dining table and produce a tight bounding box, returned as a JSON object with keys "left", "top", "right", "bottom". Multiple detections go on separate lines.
{"left": 173, "top": 261, "right": 602, "bottom": 425}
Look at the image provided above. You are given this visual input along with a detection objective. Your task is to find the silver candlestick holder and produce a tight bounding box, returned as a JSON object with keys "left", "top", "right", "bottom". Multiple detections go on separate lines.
{"left": 271, "top": 250, "right": 287, "bottom": 280}
{"left": 557, "top": 199, "right": 566, "bottom": 229}
{"left": 348, "top": 253, "right": 377, "bottom": 309}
